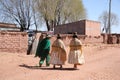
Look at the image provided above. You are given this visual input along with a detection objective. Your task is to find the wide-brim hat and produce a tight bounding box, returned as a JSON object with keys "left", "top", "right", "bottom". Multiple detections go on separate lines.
{"left": 73, "top": 32, "right": 78, "bottom": 38}
{"left": 46, "top": 34, "right": 52, "bottom": 38}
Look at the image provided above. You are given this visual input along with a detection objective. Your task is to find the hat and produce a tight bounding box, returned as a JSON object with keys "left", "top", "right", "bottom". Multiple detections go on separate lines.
{"left": 73, "top": 32, "right": 78, "bottom": 38}
{"left": 57, "top": 34, "right": 61, "bottom": 39}
{"left": 46, "top": 34, "right": 52, "bottom": 38}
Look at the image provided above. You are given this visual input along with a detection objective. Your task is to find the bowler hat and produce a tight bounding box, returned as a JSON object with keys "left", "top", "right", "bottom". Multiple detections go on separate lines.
{"left": 46, "top": 34, "right": 52, "bottom": 38}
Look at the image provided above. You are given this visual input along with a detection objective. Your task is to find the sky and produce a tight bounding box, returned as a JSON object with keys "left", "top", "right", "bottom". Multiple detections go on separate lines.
{"left": 82, "top": 0, "right": 120, "bottom": 33}
{"left": 0, "top": 0, "right": 119, "bottom": 33}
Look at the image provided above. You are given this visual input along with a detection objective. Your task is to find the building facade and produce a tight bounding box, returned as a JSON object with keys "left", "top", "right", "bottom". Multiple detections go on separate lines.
{"left": 54, "top": 20, "right": 101, "bottom": 36}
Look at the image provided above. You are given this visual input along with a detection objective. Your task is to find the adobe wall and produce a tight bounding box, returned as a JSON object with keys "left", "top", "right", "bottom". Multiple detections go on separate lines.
{"left": 1, "top": 31, "right": 119, "bottom": 54}
{"left": 50, "top": 34, "right": 103, "bottom": 46}
{"left": 0, "top": 31, "right": 28, "bottom": 53}
{"left": 50, "top": 34, "right": 120, "bottom": 46}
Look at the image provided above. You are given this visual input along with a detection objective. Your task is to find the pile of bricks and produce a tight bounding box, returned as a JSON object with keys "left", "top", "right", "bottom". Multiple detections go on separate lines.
{"left": 102, "top": 34, "right": 120, "bottom": 44}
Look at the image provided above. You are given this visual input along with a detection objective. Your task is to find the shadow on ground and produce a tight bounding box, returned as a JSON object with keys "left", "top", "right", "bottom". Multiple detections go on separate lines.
{"left": 19, "top": 64, "right": 79, "bottom": 71}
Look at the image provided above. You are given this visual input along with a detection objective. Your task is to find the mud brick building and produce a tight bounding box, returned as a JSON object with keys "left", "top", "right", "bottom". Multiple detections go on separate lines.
{"left": 54, "top": 20, "right": 101, "bottom": 36}
{"left": 0, "top": 22, "right": 20, "bottom": 31}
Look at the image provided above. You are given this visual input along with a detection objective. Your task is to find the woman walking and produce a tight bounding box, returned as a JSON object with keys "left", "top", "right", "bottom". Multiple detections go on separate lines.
{"left": 49, "top": 34, "right": 67, "bottom": 69}
{"left": 35, "top": 34, "right": 51, "bottom": 67}
{"left": 68, "top": 32, "right": 85, "bottom": 69}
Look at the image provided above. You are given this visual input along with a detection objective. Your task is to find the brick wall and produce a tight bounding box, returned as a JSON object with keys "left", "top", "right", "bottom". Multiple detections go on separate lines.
{"left": 50, "top": 34, "right": 103, "bottom": 47}
{"left": 1, "top": 31, "right": 118, "bottom": 54}
{"left": 0, "top": 31, "right": 28, "bottom": 53}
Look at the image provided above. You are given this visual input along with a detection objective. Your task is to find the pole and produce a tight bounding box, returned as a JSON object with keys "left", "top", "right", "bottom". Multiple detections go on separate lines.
{"left": 108, "top": 0, "right": 111, "bottom": 34}
{"left": 107, "top": 0, "right": 112, "bottom": 44}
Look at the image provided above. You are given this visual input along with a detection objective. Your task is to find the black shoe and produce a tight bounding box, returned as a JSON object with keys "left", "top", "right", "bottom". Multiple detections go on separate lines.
{"left": 53, "top": 65, "right": 55, "bottom": 69}
{"left": 60, "top": 65, "right": 62, "bottom": 69}
{"left": 39, "top": 64, "right": 42, "bottom": 67}
{"left": 74, "top": 65, "right": 77, "bottom": 69}
{"left": 46, "top": 64, "right": 50, "bottom": 67}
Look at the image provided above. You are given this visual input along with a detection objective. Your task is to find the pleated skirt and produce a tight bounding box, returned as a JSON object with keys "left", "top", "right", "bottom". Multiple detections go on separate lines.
{"left": 68, "top": 50, "right": 85, "bottom": 64}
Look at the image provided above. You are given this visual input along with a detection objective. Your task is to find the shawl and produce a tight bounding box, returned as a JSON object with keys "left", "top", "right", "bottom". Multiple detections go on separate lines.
{"left": 70, "top": 38, "right": 82, "bottom": 53}
{"left": 35, "top": 38, "right": 51, "bottom": 57}
{"left": 52, "top": 39, "right": 67, "bottom": 62}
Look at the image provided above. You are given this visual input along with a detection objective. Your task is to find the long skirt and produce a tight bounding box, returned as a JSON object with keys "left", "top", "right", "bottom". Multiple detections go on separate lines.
{"left": 68, "top": 50, "right": 85, "bottom": 64}
{"left": 49, "top": 51, "right": 64, "bottom": 65}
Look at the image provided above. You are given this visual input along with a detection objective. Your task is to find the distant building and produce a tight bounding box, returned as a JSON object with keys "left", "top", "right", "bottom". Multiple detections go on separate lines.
{"left": 54, "top": 20, "right": 101, "bottom": 36}
{"left": 0, "top": 22, "right": 20, "bottom": 31}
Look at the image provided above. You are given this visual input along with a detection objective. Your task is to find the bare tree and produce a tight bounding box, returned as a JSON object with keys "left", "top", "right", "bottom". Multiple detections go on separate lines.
{"left": 0, "top": 0, "right": 38, "bottom": 31}
{"left": 35, "top": 0, "right": 87, "bottom": 31}
{"left": 99, "top": 11, "right": 119, "bottom": 33}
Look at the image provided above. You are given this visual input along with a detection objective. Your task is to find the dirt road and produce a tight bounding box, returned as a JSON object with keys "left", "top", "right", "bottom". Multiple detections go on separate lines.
{"left": 0, "top": 44, "right": 120, "bottom": 80}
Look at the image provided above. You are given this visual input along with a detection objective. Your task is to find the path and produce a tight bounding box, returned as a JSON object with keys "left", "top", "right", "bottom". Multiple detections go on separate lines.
{"left": 0, "top": 44, "right": 120, "bottom": 80}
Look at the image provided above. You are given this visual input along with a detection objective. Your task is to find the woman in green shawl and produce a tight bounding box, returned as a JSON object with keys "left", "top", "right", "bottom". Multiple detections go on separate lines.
{"left": 35, "top": 34, "right": 51, "bottom": 67}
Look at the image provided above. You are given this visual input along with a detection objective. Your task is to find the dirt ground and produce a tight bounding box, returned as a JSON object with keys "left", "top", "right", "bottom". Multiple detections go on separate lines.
{"left": 0, "top": 44, "right": 120, "bottom": 80}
